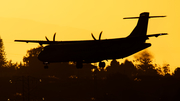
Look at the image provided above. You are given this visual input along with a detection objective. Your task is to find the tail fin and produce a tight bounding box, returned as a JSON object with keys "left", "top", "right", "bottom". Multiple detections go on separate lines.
{"left": 126, "top": 12, "right": 149, "bottom": 38}
{"left": 124, "top": 12, "right": 166, "bottom": 38}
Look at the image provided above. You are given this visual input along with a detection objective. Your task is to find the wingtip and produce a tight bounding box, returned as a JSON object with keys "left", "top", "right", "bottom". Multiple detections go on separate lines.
{"left": 161, "top": 33, "right": 168, "bottom": 35}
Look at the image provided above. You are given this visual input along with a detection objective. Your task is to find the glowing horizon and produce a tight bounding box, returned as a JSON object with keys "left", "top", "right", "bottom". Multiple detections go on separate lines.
{"left": 0, "top": 0, "right": 179, "bottom": 72}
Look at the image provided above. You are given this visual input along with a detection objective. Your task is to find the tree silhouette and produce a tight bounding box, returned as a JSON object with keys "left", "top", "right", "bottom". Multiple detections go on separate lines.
{"left": 162, "top": 64, "right": 170, "bottom": 76}
{"left": 0, "top": 37, "right": 7, "bottom": 67}
{"left": 133, "top": 50, "right": 160, "bottom": 76}
{"left": 106, "top": 59, "right": 137, "bottom": 80}
{"left": 0, "top": 37, "right": 9, "bottom": 77}
{"left": 121, "top": 59, "right": 137, "bottom": 79}
{"left": 106, "top": 59, "right": 121, "bottom": 74}
{"left": 23, "top": 46, "right": 43, "bottom": 67}
{"left": 173, "top": 67, "right": 180, "bottom": 78}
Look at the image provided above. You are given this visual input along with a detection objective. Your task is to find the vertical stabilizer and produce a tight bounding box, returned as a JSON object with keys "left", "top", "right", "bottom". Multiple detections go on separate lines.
{"left": 126, "top": 12, "right": 149, "bottom": 38}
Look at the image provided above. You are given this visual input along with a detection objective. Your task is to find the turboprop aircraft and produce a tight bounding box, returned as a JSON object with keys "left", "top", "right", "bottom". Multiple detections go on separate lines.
{"left": 15, "top": 12, "right": 167, "bottom": 69}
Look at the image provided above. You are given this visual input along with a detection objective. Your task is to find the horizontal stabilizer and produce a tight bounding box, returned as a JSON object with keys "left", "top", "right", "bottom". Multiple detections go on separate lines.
{"left": 123, "top": 16, "right": 166, "bottom": 19}
{"left": 149, "top": 16, "right": 166, "bottom": 18}
{"left": 146, "top": 33, "right": 168, "bottom": 37}
{"left": 123, "top": 17, "right": 139, "bottom": 19}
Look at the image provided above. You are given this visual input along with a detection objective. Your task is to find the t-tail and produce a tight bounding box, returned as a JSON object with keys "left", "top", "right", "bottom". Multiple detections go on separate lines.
{"left": 124, "top": 12, "right": 166, "bottom": 39}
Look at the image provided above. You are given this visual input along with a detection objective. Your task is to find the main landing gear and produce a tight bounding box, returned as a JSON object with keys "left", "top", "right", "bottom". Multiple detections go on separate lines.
{"left": 99, "top": 62, "right": 106, "bottom": 68}
{"left": 75, "top": 61, "right": 106, "bottom": 69}
{"left": 43, "top": 62, "right": 49, "bottom": 69}
{"left": 43, "top": 61, "right": 106, "bottom": 69}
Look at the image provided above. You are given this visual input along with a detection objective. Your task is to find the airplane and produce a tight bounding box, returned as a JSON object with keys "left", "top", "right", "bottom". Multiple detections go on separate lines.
{"left": 15, "top": 12, "right": 167, "bottom": 69}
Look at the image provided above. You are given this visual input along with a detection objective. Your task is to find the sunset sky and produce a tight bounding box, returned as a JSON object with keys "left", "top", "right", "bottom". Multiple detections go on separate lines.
{"left": 0, "top": 0, "right": 179, "bottom": 71}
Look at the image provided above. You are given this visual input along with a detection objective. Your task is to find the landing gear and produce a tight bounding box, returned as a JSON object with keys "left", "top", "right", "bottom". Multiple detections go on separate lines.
{"left": 44, "top": 65, "right": 49, "bottom": 69}
{"left": 76, "top": 61, "right": 83, "bottom": 69}
{"left": 99, "top": 62, "right": 106, "bottom": 68}
{"left": 43, "top": 62, "right": 49, "bottom": 69}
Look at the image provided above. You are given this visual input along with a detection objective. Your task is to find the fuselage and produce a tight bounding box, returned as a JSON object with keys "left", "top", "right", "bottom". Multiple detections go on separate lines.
{"left": 38, "top": 37, "right": 151, "bottom": 63}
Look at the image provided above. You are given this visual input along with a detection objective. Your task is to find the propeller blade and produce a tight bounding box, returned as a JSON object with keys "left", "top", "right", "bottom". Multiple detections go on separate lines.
{"left": 45, "top": 36, "right": 49, "bottom": 41}
{"left": 91, "top": 33, "right": 97, "bottom": 40}
{"left": 99, "top": 31, "right": 103, "bottom": 40}
{"left": 53, "top": 32, "right": 56, "bottom": 41}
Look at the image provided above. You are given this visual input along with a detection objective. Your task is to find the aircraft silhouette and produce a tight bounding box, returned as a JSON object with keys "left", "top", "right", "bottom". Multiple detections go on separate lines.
{"left": 15, "top": 12, "right": 167, "bottom": 69}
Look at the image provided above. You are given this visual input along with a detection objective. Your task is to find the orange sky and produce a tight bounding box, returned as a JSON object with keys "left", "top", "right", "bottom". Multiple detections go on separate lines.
{"left": 0, "top": 0, "right": 179, "bottom": 72}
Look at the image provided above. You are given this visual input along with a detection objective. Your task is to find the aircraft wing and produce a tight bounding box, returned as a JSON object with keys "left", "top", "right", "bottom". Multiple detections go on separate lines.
{"left": 15, "top": 33, "right": 167, "bottom": 45}
{"left": 14, "top": 39, "right": 94, "bottom": 45}
{"left": 14, "top": 40, "right": 60, "bottom": 45}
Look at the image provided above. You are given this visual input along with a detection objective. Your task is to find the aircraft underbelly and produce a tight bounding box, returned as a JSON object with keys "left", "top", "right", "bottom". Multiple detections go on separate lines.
{"left": 38, "top": 42, "right": 151, "bottom": 63}
{"left": 83, "top": 43, "right": 151, "bottom": 63}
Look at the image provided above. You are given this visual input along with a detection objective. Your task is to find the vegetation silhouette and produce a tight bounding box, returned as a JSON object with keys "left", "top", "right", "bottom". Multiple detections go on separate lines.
{"left": 1, "top": 42, "right": 180, "bottom": 100}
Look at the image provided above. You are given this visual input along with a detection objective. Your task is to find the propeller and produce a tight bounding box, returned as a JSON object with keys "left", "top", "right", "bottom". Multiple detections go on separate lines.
{"left": 53, "top": 33, "right": 56, "bottom": 41}
{"left": 91, "top": 31, "right": 103, "bottom": 41}
{"left": 45, "top": 32, "right": 56, "bottom": 42}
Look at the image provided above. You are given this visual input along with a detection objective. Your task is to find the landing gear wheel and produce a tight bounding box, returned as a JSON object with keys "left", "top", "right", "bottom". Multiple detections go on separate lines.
{"left": 44, "top": 65, "right": 49, "bottom": 69}
{"left": 43, "top": 62, "right": 49, "bottom": 69}
{"left": 99, "top": 62, "right": 106, "bottom": 68}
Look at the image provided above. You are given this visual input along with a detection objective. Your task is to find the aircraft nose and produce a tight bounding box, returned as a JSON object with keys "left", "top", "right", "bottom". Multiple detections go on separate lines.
{"left": 38, "top": 52, "right": 45, "bottom": 62}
